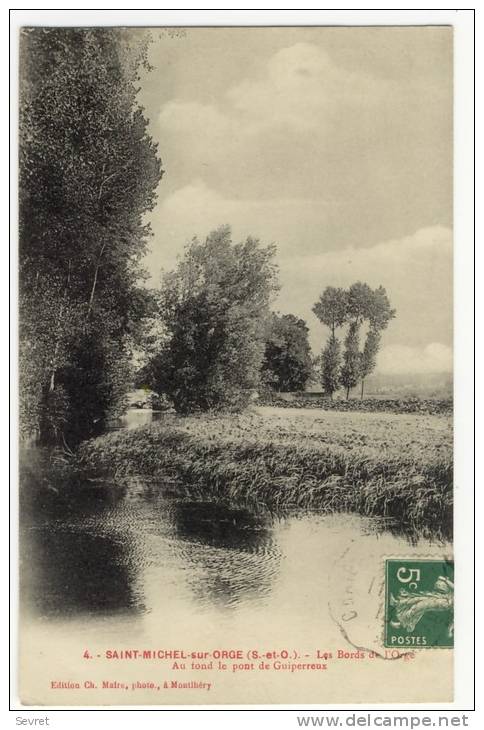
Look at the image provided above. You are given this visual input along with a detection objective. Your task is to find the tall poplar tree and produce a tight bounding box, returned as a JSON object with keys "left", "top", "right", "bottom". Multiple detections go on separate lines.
{"left": 320, "top": 335, "right": 342, "bottom": 399}
{"left": 19, "top": 28, "right": 163, "bottom": 442}
{"left": 340, "top": 322, "right": 361, "bottom": 399}
{"left": 313, "top": 287, "right": 347, "bottom": 398}
{"left": 359, "top": 286, "right": 395, "bottom": 398}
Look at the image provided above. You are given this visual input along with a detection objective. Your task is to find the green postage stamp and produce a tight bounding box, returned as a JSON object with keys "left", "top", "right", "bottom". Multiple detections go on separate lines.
{"left": 384, "top": 559, "right": 454, "bottom": 648}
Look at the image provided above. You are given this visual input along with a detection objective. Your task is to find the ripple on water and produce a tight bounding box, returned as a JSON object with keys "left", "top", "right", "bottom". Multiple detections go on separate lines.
{"left": 20, "top": 470, "right": 450, "bottom": 629}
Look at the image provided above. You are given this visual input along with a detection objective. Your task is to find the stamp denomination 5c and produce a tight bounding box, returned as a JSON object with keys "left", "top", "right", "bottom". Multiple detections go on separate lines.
{"left": 385, "top": 559, "right": 454, "bottom": 648}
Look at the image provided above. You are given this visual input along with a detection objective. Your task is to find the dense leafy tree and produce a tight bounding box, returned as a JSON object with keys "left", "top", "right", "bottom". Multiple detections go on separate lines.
{"left": 154, "top": 226, "right": 278, "bottom": 413}
{"left": 262, "top": 313, "right": 312, "bottom": 392}
{"left": 19, "top": 28, "right": 163, "bottom": 441}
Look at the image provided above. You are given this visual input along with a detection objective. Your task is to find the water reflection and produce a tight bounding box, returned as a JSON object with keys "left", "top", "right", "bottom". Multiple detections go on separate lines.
{"left": 20, "top": 469, "right": 282, "bottom": 621}
{"left": 169, "top": 501, "right": 281, "bottom": 609}
{"left": 21, "top": 525, "right": 142, "bottom": 617}
{"left": 19, "top": 437, "right": 451, "bottom": 633}
{"left": 107, "top": 408, "right": 163, "bottom": 431}
{"left": 173, "top": 500, "right": 274, "bottom": 550}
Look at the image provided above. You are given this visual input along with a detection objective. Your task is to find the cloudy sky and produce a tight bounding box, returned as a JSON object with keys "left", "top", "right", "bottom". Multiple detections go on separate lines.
{"left": 138, "top": 26, "right": 452, "bottom": 375}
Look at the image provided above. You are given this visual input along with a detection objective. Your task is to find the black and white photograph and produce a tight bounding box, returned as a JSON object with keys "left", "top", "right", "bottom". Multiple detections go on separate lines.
{"left": 12, "top": 14, "right": 472, "bottom": 710}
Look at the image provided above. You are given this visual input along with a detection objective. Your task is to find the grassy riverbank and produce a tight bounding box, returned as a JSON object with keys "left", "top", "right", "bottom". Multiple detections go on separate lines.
{"left": 77, "top": 406, "right": 453, "bottom": 534}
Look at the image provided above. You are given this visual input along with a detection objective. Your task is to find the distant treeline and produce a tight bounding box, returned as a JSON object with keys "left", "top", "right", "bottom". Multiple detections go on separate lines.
{"left": 258, "top": 395, "right": 453, "bottom": 417}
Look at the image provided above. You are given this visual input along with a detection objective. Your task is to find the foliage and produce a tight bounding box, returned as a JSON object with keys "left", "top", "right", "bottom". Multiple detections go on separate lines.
{"left": 312, "top": 286, "right": 348, "bottom": 336}
{"left": 367, "top": 285, "right": 396, "bottom": 330}
{"left": 19, "top": 28, "right": 163, "bottom": 442}
{"left": 346, "top": 282, "right": 374, "bottom": 324}
{"left": 360, "top": 327, "right": 381, "bottom": 398}
{"left": 154, "top": 226, "right": 279, "bottom": 413}
{"left": 320, "top": 334, "right": 341, "bottom": 398}
{"left": 262, "top": 313, "right": 312, "bottom": 392}
{"left": 340, "top": 322, "right": 361, "bottom": 398}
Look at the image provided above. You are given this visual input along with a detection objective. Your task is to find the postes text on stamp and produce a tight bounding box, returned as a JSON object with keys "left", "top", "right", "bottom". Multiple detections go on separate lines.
{"left": 385, "top": 559, "right": 454, "bottom": 648}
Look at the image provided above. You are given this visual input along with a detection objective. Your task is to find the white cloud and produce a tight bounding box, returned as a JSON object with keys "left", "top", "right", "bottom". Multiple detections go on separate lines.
{"left": 279, "top": 225, "right": 452, "bottom": 277}
{"left": 158, "top": 42, "right": 388, "bottom": 148}
{"left": 275, "top": 225, "right": 453, "bottom": 356}
{"left": 228, "top": 43, "right": 386, "bottom": 132}
{"left": 153, "top": 39, "right": 451, "bottom": 222}
{"left": 146, "top": 180, "right": 335, "bottom": 274}
{"left": 377, "top": 343, "right": 453, "bottom": 375}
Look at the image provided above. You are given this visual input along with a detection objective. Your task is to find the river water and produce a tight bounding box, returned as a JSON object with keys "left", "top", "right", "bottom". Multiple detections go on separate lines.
{"left": 18, "top": 410, "right": 453, "bottom": 705}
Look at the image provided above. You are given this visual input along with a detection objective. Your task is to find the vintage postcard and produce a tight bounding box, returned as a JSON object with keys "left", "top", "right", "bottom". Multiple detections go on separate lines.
{"left": 17, "top": 24, "right": 455, "bottom": 705}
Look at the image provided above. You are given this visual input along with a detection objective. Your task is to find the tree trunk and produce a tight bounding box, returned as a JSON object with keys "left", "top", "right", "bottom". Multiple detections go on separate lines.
{"left": 87, "top": 240, "right": 107, "bottom": 316}
{"left": 346, "top": 386, "right": 350, "bottom": 400}
{"left": 49, "top": 365, "right": 56, "bottom": 392}
{"left": 86, "top": 166, "right": 116, "bottom": 317}
{"left": 49, "top": 260, "right": 71, "bottom": 392}
{"left": 360, "top": 378, "right": 365, "bottom": 400}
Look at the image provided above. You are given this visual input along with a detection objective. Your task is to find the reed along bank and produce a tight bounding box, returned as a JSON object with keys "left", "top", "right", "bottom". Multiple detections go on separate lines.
{"left": 76, "top": 405, "right": 452, "bottom": 536}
